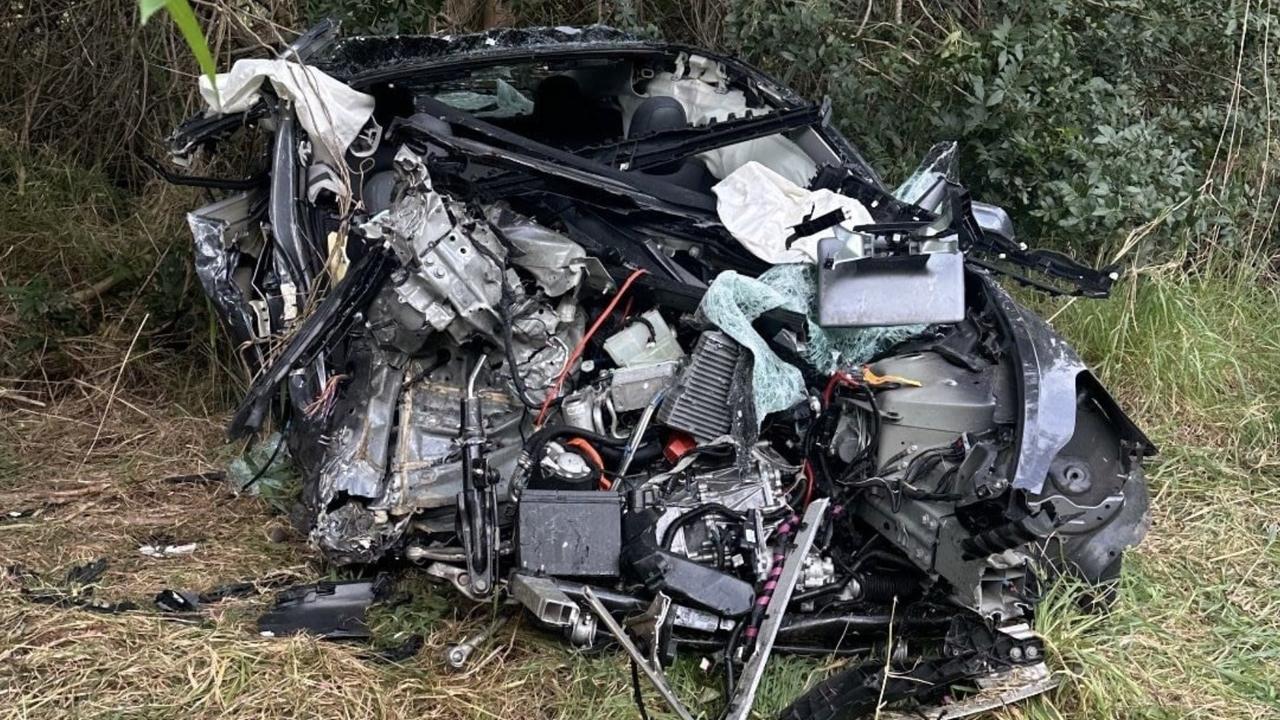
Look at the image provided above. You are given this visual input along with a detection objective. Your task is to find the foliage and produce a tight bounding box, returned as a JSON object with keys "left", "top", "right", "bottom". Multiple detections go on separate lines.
{"left": 303, "top": 0, "right": 445, "bottom": 35}
{"left": 721, "top": 0, "right": 1276, "bottom": 260}
{"left": 139, "top": 0, "right": 219, "bottom": 99}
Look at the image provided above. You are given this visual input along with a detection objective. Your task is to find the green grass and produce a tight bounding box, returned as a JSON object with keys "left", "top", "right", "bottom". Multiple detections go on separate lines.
{"left": 1015, "top": 267, "right": 1280, "bottom": 719}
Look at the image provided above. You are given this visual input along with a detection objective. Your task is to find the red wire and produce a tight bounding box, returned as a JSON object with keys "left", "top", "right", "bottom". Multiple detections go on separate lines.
{"left": 535, "top": 268, "right": 648, "bottom": 426}
{"left": 821, "top": 369, "right": 860, "bottom": 408}
{"left": 802, "top": 460, "right": 816, "bottom": 508}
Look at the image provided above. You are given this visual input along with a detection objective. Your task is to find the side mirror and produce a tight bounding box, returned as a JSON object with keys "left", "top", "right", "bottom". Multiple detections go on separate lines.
{"left": 970, "top": 201, "right": 1016, "bottom": 243}
{"left": 894, "top": 141, "right": 1018, "bottom": 243}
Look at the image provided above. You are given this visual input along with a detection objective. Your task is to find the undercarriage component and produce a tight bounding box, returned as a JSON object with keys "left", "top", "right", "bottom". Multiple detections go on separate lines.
{"left": 582, "top": 588, "right": 696, "bottom": 720}
{"left": 458, "top": 355, "right": 499, "bottom": 596}
{"left": 778, "top": 621, "right": 1045, "bottom": 720}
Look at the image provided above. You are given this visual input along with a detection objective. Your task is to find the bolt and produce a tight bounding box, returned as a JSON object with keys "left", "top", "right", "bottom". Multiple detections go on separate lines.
{"left": 1026, "top": 645, "right": 1040, "bottom": 660}
{"left": 444, "top": 643, "right": 473, "bottom": 670}
{"left": 1009, "top": 647, "right": 1024, "bottom": 661}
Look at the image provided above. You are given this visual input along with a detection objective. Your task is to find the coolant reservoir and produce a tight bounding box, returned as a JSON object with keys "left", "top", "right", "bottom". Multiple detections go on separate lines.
{"left": 603, "top": 309, "right": 683, "bottom": 367}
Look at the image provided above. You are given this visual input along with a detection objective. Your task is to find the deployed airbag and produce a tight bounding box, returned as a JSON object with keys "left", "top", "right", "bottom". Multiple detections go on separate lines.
{"left": 712, "top": 162, "right": 874, "bottom": 264}
{"left": 199, "top": 59, "right": 375, "bottom": 163}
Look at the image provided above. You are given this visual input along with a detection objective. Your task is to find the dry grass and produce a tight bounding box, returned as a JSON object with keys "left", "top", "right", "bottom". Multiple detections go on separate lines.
{"left": 2, "top": 267, "right": 1278, "bottom": 720}
{"left": 2, "top": 140, "right": 1279, "bottom": 720}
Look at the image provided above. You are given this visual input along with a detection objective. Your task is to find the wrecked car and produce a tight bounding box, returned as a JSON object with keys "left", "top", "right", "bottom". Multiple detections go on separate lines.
{"left": 166, "top": 22, "right": 1154, "bottom": 719}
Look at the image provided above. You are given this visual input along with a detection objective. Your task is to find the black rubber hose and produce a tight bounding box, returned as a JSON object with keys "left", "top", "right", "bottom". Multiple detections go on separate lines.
{"left": 660, "top": 503, "right": 746, "bottom": 550}
{"left": 723, "top": 618, "right": 745, "bottom": 695}
{"left": 240, "top": 416, "right": 291, "bottom": 492}
{"left": 790, "top": 571, "right": 923, "bottom": 606}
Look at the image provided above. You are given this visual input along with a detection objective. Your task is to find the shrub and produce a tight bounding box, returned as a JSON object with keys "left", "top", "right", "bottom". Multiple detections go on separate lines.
{"left": 722, "top": 0, "right": 1276, "bottom": 260}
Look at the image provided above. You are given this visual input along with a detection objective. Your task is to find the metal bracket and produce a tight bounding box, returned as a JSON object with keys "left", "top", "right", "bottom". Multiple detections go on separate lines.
{"left": 724, "top": 498, "right": 829, "bottom": 720}
{"left": 581, "top": 588, "right": 695, "bottom": 720}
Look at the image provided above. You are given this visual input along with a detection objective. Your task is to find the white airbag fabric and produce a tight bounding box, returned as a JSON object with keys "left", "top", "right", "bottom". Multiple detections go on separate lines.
{"left": 712, "top": 162, "right": 874, "bottom": 264}
{"left": 199, "top": 59, "right": 375, "bottom": 164}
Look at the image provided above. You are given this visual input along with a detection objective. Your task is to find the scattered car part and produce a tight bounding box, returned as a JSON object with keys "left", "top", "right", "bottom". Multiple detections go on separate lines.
{"left": 9, "top": 559, "right": 138, "bottom": 614}
{"left": 160, "top": 470, "right": 226, "bottom": 484}
{"left": 139, "top": 542, "right": 198, "bottom": 558}
{"left": 154, "top": 588, "right": 201, "bottom": 613}
{"left": 443, "top": 614, "right": 507, "bottom": 670}
{"left": 171, "top": 23, "right": 1155, "bottom": 720}
{"left": 257, "top": 576, "right": 391, "bottom": 640}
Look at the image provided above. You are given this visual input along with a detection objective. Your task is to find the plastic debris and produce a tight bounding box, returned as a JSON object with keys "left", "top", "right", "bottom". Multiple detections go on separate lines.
{"left": 139, "top": 542, "right": 198, "bottom": 558}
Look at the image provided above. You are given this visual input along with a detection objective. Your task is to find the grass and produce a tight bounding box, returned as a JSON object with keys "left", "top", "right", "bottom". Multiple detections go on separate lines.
{"left": 2, "top": 156, "right": 1279, "bottom": 719}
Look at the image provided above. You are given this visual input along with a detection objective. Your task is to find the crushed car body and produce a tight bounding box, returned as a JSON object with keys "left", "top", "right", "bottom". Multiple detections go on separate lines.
{"left": 168, "top": 22, "right": 1155, "bottom": 719}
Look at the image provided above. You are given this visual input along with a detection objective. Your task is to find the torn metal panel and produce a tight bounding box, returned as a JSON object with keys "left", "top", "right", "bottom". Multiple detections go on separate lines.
{"left": 188, "top": 191, "right": 268, "bottom": 368}
{"left": 487, "top": 204, "right": 584, "bottom": 297}
{"left": 316, "top": 340, "right": 404, "bottom": 500}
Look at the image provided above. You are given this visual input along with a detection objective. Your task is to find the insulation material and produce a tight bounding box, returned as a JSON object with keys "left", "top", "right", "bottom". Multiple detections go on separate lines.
{"left": 699, "top": 266, "right": 924, "bottom": 422}
{"left": 698, "top": 272, "right": 802, "bottom": 421}
{"left": 633, "top": 55, "right": 816, "bottom": 186}
{"left": 712, "top": 162, "right": 874, "bottom": 264}
{"left": 200, "top": 59, "right": 375, "bottom": 164}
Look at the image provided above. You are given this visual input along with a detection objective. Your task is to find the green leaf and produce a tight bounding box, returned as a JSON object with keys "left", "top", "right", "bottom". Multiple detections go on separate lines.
{"left": 138, "top": 0, "right": 167, "bottom": 23}
{"left": 138, "top": 0, "right": 218, "bottom": 102}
